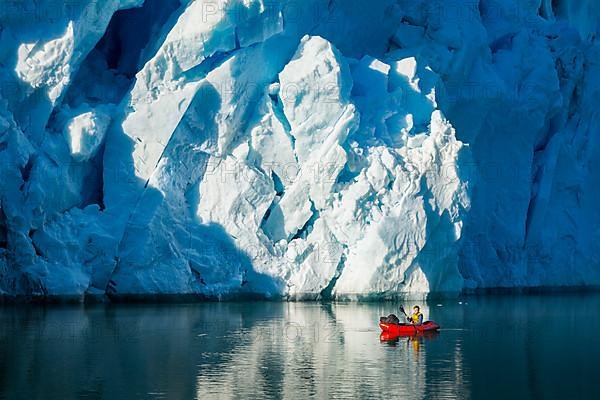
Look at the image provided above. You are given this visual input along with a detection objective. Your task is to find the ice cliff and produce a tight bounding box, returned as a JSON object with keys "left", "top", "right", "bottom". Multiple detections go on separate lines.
{"left": 0, "top": 0, "right": 598, "bottom": 299}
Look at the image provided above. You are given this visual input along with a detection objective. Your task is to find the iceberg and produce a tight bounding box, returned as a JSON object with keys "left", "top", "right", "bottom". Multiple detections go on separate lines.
{"left": 0, "top": 0, "right": 598, "bottom": 300}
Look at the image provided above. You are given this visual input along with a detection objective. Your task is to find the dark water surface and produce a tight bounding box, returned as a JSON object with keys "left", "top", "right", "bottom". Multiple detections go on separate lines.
{"left": 1, "top": 293, "right": 599, "bottom": 399}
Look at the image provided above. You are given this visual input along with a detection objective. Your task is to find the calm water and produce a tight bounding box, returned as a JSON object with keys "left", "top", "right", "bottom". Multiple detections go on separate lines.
{"left": 1, "top": 294, "right": 599, "bottom": 399}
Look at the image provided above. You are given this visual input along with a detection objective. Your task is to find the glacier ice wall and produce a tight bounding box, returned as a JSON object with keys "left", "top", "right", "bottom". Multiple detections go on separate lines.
{"left": 0, "top": 0, "right": 598, "bottom": 299}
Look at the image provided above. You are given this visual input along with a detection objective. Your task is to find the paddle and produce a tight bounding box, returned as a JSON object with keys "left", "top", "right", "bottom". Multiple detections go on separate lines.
{"left": 399, "top": 305, "right": 408, "bottom": 321}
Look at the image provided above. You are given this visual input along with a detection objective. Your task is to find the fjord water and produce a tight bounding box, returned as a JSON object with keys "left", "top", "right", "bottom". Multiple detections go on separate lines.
{"left": 1, "top": 294, "right": 599, "bottom": 399}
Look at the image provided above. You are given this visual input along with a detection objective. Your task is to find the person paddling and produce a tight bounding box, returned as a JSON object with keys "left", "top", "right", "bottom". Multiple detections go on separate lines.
{"left": 407, "top": 305, "right": 423, "bottom": 326}
{"left": 381, "top": 304, "right": 421, "bottom": 325}
{"left": 379, "top": 305, "right": 440, "bottom": 337}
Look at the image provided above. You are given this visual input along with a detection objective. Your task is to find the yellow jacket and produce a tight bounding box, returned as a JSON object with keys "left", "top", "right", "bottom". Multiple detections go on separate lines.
{"left": 410, "top": 312, "right": 423, "bottom": 325}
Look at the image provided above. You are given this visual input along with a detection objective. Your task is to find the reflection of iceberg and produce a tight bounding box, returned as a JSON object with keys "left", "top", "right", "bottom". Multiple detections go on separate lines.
{"left": 193, "top": 303, "right": 457, "bottom": 399}
{"left": 3, "top": 301, "right": 471, "bottom": 399}
{"left": 3, "top": 297, "right": 600, "bottom": 398}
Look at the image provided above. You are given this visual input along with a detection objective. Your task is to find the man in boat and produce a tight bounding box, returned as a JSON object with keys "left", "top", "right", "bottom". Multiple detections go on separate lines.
{"left": 407, "top": 305, "right": 423, "bottom": 326}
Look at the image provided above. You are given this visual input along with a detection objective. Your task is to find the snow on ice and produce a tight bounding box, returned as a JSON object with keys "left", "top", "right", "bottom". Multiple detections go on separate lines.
{"left": 0, "top": 0, "right": 599, "bottom": 299}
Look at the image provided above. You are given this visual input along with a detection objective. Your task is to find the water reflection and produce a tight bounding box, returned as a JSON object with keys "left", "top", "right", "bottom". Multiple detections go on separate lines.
{"left": 1, "top": 294, "right": 599, "bottom": 399}
{"left": 191, "top": 303, "right": 456, "bottom": 400}
{"left": 380, "top": 331, "right": 440, "bottom": 348}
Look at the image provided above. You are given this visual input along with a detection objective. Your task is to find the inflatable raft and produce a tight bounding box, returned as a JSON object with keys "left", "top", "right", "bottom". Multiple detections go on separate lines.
{"left": 379, "top": 321, "right": 440, "bottom": 336}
